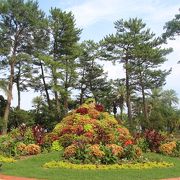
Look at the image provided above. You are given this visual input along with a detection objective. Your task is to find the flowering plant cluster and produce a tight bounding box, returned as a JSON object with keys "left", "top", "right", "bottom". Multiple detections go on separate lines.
{"left": 134, "top": 129, "right": 167, "bottom": 153}
{"left": 159, "top": 141, "right": 180, "bottom": 157}
{"left": 0, "top": 124, "right": 45, "bottom": 157}
{"left": 52, "top": 100, "right": 142, "bottom": 164}
{"left": 17, "top": 143, "right": 41, "bottom": 155}
{"left": 159, "top": 141, "right": 176, "bottom": 155}
{"left": 63, "top": 143, "right": 142, "bottom": 164}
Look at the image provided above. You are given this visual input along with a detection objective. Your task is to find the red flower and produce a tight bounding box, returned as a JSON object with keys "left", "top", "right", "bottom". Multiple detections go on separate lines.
{"left": 76, "top": 107, "right": 88, "bottom": 115}
{"left": 95, "top": 104, "right": 104, "bottom": 112}
{"left": 124, "top": 140, "right": 133, "bottom": 146}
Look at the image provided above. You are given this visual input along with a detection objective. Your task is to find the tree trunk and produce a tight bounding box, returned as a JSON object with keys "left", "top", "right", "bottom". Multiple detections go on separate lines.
{"left": 64, "top": 93, "right": 68, "bottom": 114}
{"left": 125, "top": 60, "right": 132, "bottom": 129}
{"left": 120, "top": 106, "right": 123, "bottom": 120}
{"left": 54, "top": 91, "right": 61, "bottom": 116}
{"left": 52, "top": 39, "right": 61, "bottom": 117}
{"left": 52, "top": 68, "right": 61, "bottom": 117}
{"left": 64, "top": 63, "right": 69, "bottom": 114}
{"left": 80, "top": 88, "right": 85, "bottom": 105}
{"left": 2, "top": 61, "right": 15, "bottom": 134}
{"left": 40, "top": 60, "right": 51, "bottom": 109}
{"left": 141, "top": 84, "right": 149, "bottom": 125}
{"left": 16, "top": 64, "right": 21, "bottom": 110}
{"left": 139, "top": 71, "right": 149, "bottom": 127}
{"left": 17, "top": 79, "right": 20, "bottom": 109}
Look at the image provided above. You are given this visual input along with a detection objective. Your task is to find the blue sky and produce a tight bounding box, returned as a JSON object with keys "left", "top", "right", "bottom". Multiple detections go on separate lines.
{"left": 10, "top": 0, "right": 180, "bottom": 109}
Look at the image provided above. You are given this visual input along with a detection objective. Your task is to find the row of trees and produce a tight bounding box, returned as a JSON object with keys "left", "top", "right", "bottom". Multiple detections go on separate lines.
{"left": 0, "top": 0, "right": 180, "bottom": 134}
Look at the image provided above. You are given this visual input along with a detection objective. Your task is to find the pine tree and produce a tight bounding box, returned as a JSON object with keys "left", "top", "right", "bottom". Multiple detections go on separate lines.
{"left": 100, "top": 18, "right": 171, "bottom": 129}
{"left": 49, "top": 8, "right": 81, "bottom": 116}
{"left": 0, "top": 0, "right": 46, "bottom": 134}
{"left": 78, "top": 40, "right": 111, "bottom": 105}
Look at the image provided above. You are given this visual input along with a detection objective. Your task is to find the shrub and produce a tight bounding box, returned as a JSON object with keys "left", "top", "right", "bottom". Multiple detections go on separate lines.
{"left": 89, "top": 144, "right": 105, "bottom": 158}
{"left": 135, "top": 136, "right": 149, "bottom": 152}
{"left": 106, "top": 144, "right": 123, "bottom": 157}
{"left": 51, "top": 140, "right": 63, "bottom": 152}
{"left": 25, "top": 144, "right": 41, "bottom": 155}
{"left": 16, "top": 142, "right": 27, "bottom": 155}
{"left": 64, "top": 144, "right": 77, "bottom": 158}
{"left": 0, "top": 155, "right": 16, "bottom": 163}
{"left": 143, "top": 129, "right": 166, "bottom": 152}
{"left": 159, "top": 141, "right": 176, "bottom": 155}
{"left": 32, "top": 125, "right": 45, "bottom": 145}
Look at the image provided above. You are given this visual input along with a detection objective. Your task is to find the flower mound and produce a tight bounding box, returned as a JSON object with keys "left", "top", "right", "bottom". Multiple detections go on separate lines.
{"left": 52, "top": 101, "right": 141, "bottom": 164}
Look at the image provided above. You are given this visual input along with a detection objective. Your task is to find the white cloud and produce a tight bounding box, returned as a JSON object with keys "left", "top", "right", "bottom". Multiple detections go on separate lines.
{"left": 67, "top": 0, "right": 180, "bottom": 28}
{"left": 67, "top": 0, "right": 121, "bottom": 27}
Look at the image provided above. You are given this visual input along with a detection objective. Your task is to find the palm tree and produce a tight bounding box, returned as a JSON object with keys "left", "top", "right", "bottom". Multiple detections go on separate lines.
{"left": 162, "top": 89, "right": 179, "bottom": 107}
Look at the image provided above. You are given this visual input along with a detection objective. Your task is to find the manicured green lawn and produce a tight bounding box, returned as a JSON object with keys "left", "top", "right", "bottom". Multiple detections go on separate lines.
{"left": 1, "top": 152, "right": 180, "bottom": 180}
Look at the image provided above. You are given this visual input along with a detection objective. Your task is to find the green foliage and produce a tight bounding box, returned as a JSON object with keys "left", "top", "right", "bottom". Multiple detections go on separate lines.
{"left": 78, "top": 41, "right": 111, "bottom": 107}
{"left": 163, "top": 9, "right": 180, "bottom": 39}
{"left": 100, "top": 18, "right": 172, "bottom": 128}
{"left": 43, "top": 160, "right": 173, "bottom": 170}
{"left": 135, "top": 137, "right": 149, "bottom": 152}
{"left": 8, "top": 108, "right": 35, "bottom": 129}
{"left": 51, "top": 140, "right": 63, "bottom": 152}
{"left": 0, "top": 155, "right": 16, "bottom": 163}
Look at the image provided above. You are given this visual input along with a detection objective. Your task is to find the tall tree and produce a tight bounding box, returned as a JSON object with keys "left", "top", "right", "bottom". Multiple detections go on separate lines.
{"left": 78, "top": 40, "right": 111, "bottom": 105}
{"left": 100, "top": 18, "right": 171, "bottom": 129}
{"left": 130, "top": 41, "right": 171, "bottom": 126}
{"left": 0, "top": 0, "right": 46, "bottom": 134}
{"left": 31, "top": 18, "right": 51, "bottom": 109}
{"left": 49, "top": 8, "right": 81, "bottom": 116}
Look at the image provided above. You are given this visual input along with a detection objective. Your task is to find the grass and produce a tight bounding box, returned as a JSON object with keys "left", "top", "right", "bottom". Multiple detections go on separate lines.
{"left": 1, "top": 152, "right": 180, "bottom": 180}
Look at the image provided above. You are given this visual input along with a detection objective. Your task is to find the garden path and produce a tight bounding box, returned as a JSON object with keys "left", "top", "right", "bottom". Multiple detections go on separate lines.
{"left": 162, "top": 178, "right": 180, "bottom": 180}
{"left": 0, "top": 174, "right": 38, "bottom": 180}
{"left": 0, "top": 174, "right": 180, "bottom": 180}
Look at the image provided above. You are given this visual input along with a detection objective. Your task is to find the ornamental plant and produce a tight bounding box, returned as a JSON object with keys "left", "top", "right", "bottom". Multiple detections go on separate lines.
{"left": 159, "top": 141, "right": 180, "bottom": 157}
{"left": 25, "top": 144, "right": 41, "bottom": 155}
{"left": 16, "top": 143, "right": 41, "bottom": 155}
{"left": 53, "top": 99, "right": 142, "bottom": 164}
{"left": 0, "top": 124, "right": 46, "bottom": 157}
{"left": 140, "top": 129, "right": 166, "bottom": 152}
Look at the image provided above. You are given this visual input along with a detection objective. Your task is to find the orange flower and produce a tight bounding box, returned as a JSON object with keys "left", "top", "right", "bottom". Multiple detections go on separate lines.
{"left": 25, "top": 144, "right": 41, "bottom": 155}
{"left": 106, "top": 144, "right": 123, "bottom": 156}
{"left": 64, "top": 144, "right": 77, "bottom": 158}
{"left": 89, "top": 144, "right": 105, "bottom": 158}
{"left": 124, "top": 140, "right": 133, "bottom": 146}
